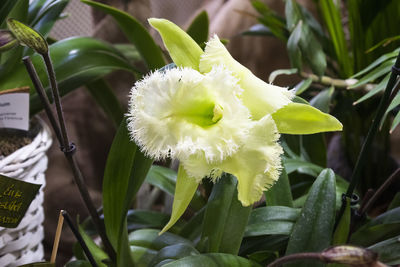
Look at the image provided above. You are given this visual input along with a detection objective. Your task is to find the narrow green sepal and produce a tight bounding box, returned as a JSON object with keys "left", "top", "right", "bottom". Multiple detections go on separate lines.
{"left": 7, "top": 18, "right": 48, "bottom": 54}
{"left": 272, "top": 102, "right": 343, "bottom": 134}
{"left": 0, "top": 30, "right": 18, "bottom": 52}
{"left": 160, "top": 165, "right": 198, "bottom": 234}
{"left": 149, "top": 18, "right": 203, "bottom": 70}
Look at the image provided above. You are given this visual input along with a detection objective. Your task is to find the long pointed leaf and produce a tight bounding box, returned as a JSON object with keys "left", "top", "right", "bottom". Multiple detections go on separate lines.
{"left": 81, "top": 0, "right": 165, "bottom": 70}
{"left": 285, "top": 169, "right": 336, "bottom": 267}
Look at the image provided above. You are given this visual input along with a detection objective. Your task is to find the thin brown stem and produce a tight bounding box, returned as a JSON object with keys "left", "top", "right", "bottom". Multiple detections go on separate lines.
{"left": 22, "top": 56, "right": 63, "bottom": 146}
{"left": 359, "top": 167, "right": 400, "bottom": 216}
{"left": 24, "top": 54, "right": 116, "bottom": 260}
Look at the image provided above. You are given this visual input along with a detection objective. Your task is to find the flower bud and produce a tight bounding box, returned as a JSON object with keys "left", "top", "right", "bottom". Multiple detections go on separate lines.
{"left": 7, "top": 19, "right": 48, "bottom": 54}
{"left": 321, "top": 246, "right": 378, "bottom": 265}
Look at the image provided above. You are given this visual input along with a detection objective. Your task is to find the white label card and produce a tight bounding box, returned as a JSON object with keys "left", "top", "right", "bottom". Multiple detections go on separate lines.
{"left": 0, "top": 87, "right": 30, "bottom": 131}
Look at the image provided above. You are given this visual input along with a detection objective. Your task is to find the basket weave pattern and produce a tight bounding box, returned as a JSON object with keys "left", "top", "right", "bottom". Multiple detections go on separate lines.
{"left": 0, "top": 118, "right": 52, "bottom": 266}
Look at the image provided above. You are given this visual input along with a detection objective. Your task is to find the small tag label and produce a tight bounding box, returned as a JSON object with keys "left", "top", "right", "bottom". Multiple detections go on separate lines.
{"left": 0, "top": 174, "right": 41, "bottom": 228}
{"left": 0, "top": 87, "right": 30, "bottom": 131}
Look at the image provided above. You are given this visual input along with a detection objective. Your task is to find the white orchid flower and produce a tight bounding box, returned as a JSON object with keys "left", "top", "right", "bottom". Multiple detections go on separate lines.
{"left": 127, "top": 18, "right": 342, "bottom": 233}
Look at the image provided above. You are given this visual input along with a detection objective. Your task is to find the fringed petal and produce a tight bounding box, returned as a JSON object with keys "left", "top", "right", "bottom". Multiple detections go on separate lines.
{"left": 200, "top": 35, "right": 294, "bottom": 120}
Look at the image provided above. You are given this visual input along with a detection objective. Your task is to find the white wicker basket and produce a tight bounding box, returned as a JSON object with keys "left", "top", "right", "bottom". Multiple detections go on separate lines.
{"left": 0, "top": 117, "right": 52, "bottom": 266}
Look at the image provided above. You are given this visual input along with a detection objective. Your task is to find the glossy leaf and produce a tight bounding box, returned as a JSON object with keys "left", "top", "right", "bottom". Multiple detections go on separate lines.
{"left": 78, "top": 224, "right": 108, "bottom": 267}
{"left": 272, "top": 102, "right": 343, "bottom": 134}
{"left": 162, "top": 253, "right": 261, "bottom": 267}
{"left": 286, "top": 21, "right": 303, "bottom": 71}
{"left": 129, "top": 229, "right": 194, "bottom": 250}
{"left": 353, "top": 73, "right": 390, "bottom": 105}
{"left": 351, "top": 48, "right": 399, "bottom": 78}
{"left": 86, "top": 78, "right": 124, "bottom": 127}
{"left": 186, "top": 11, "right": 209, "bottom": 47}
{"left": 319, "top": 0, "right": 352, "bottom": 77}
{"left": 285, "top": 169, "right": 336, "bottom": 267}
{"left": 199, "top": 174, "right": 238, "bottom": 253}
{"left": 391, "top": 110, "right": 400, "bottom": 132}
{"left": 350, "top": 207, "right": 400, "bottom": 246}
{"left": 103, "top": 119, "right": 152, "bottom": 266}
{"left": 0, "top": 37, "right": 136, "bottom": 113}
{"left": 126, "top": 210, "right": 171, "bottom": 232}
{"left": 82, "top": 0, "right": 165, "bottom": 70}
{"left": 294, "top": 78, "right": 313, "bottom": 95}
{"left": 242, "top": 24, "right": 274, "bottom": 37}
{"left": 160, "top": 165, "right": 198, "bottom": 234}
{"left": 65, "top": 261, "right": 91, "bottom": 267}
{"left": 265, "top": 168, "right": 294, "bottom": 207}
{"left": 310, "top": 86, "right": 334, "bottom": 113}
{"left": 145, "top": 165, "right": 206, "bottom": 211}
{"left": 31, "top": 0, "right": 68, "bottom": 38}
{"left": 332, "top": 197, "right": 351, "bottom": 245}
{"left": 149, "top": 243, "right": 199, "bottom": 266}
{"left": 244, "top": 206, "right": 300, "bottom": 237}
{"left": 0, "top": 0, "right": 21, "bottom": 25}
{"left": 149, "top": 18, "right": 203, "bottom": 69}
{"left": 348, "top": 59, "right": 394, "bottom": 89}
{"left": 368, "top": 235, "right": 400, "bottom": 265}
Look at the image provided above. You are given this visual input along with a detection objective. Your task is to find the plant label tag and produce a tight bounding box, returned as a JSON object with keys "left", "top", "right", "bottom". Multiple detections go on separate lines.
{"left": 0, "top": 174, "right": 41, "bottom": 228}
{"left": 0, "top": 87, "right": 30, "bottom": 131}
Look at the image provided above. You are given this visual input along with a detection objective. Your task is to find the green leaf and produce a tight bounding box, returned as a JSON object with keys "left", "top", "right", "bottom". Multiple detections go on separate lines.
{"left": 129, "top": 229, "right": 194, "bottom": 250}
{"left": 102, "top": 119, "right": 152, "bottom": 265}
{"left": 241, "top": 24, "right": 274, "bottom": 37}
{"left": 294, "top": 78, "right": 313, "bottom": 95}
{"left": 368, "top": 235, "right": 400, "bottom": 265}
{"left": 7, "top": 18, "right": 48, "bottom": 54}
{"left": 126, "top": 210, "right": 171, "bottom": 232}
{"left": 179, "top": 208, "right": 205, "bottom": 241}
{"left": 285, "top": 0, "right": 302, "bottom": 31}
{"left": 145, "top": 165, "right": 206, "bottom": 211}
{"left": 319, "top": 0, "right": 352, "bottom": 77}
{"left": 285, "top": 169, "right": 336, "bottom": 267}
{"left": 272, "top": 102, "right": 343, "bottom": 134}
{"left": 199, "top": 174, "right": 245, "bottom": 253}
{"left": 186, "top": 11, "right": 209, "bottom": 47}
{"left": 348, "top": 59, "right": 394, "bottom": 89}
{"left": 353, "top": 73, "right": 390, "bottom": 105}
{"left": 351, "top": 48, "right": 399, "bottom": 78}
{"left": 81, "top": 0, "right": 165, "bottom": 70}
{"left": 160, "top": 165, "right": 198, "bottom": 234}
{"left": 391, "top": 110, "right": 400, "bottom": 132}
{"left": 0, "top": 37, "right": 136, "bottom": 114}
{"left": 310, "top": 86, "right": 334, "bottom": 113}
{"left": 149, "top": 18, "right": 203, "bottom": 70}
{"left": 265, "top": 168, "right": 294, "bottom": 207}
{"left": 244, "top": 206, "right": 300, "bottom": 237}
{"left": 268, "top": 68, "right": 298, "bottom": 83}
{"left": 332, "top": 197, "right": 351, "bottom": 245}
{"left": 388, "top": 192, "right": 400, "bottom": 210}
{"left": 30, "top": 0, "right": 68, "bottom": 38}
{"left": 162, "top": 253, "right": 261, "bottom": 267}
{"left": 149, "top": 243, "right": 200, "bottom": 266}
{"left": 78, "top": 224, "right": 108, "bottom": 267}
{"left": 86, "top": 78, "right": 124, "bottom": 127}
{"left": 0, "top": 0, "right": 21, "bottom": 25}
{"left": 350, "top": 207, "right": 400, "bottom": 246}
{"left": 286, "top": 21, "right": 303, "bottom": 71}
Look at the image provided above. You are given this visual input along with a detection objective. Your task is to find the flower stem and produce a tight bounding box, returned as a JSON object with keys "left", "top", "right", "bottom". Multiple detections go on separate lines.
{"left": 23, "top": 54, "right": 116, "bottom": 261}
{"left": 337, "top": 51, "right": 400, "bottom": 224}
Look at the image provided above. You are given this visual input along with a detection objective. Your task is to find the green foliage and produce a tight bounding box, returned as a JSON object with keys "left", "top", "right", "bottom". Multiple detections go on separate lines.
{"left": 285, "top": 169, "right": 336, "bottom": 267}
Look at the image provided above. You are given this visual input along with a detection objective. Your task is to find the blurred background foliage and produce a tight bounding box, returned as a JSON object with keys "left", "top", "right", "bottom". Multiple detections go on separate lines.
{"left": 2, "top": 0, "right": 400, "bottom": 266}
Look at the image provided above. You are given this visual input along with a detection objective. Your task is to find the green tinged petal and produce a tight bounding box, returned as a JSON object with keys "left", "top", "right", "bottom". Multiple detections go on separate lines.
{"left": 220, "top": 116, "right": 283, "bottom": 206}
{"left": 200, "top": 35, "right": 293, "bottom": 120}
{"left": 272, "top": 102, "right": 343, "bottom": 134}
{"left": 160, "top": 165, "right": 198, "bottom": 234}
{"left": 149, "top": 18, "right": 204, "bottom": 70}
